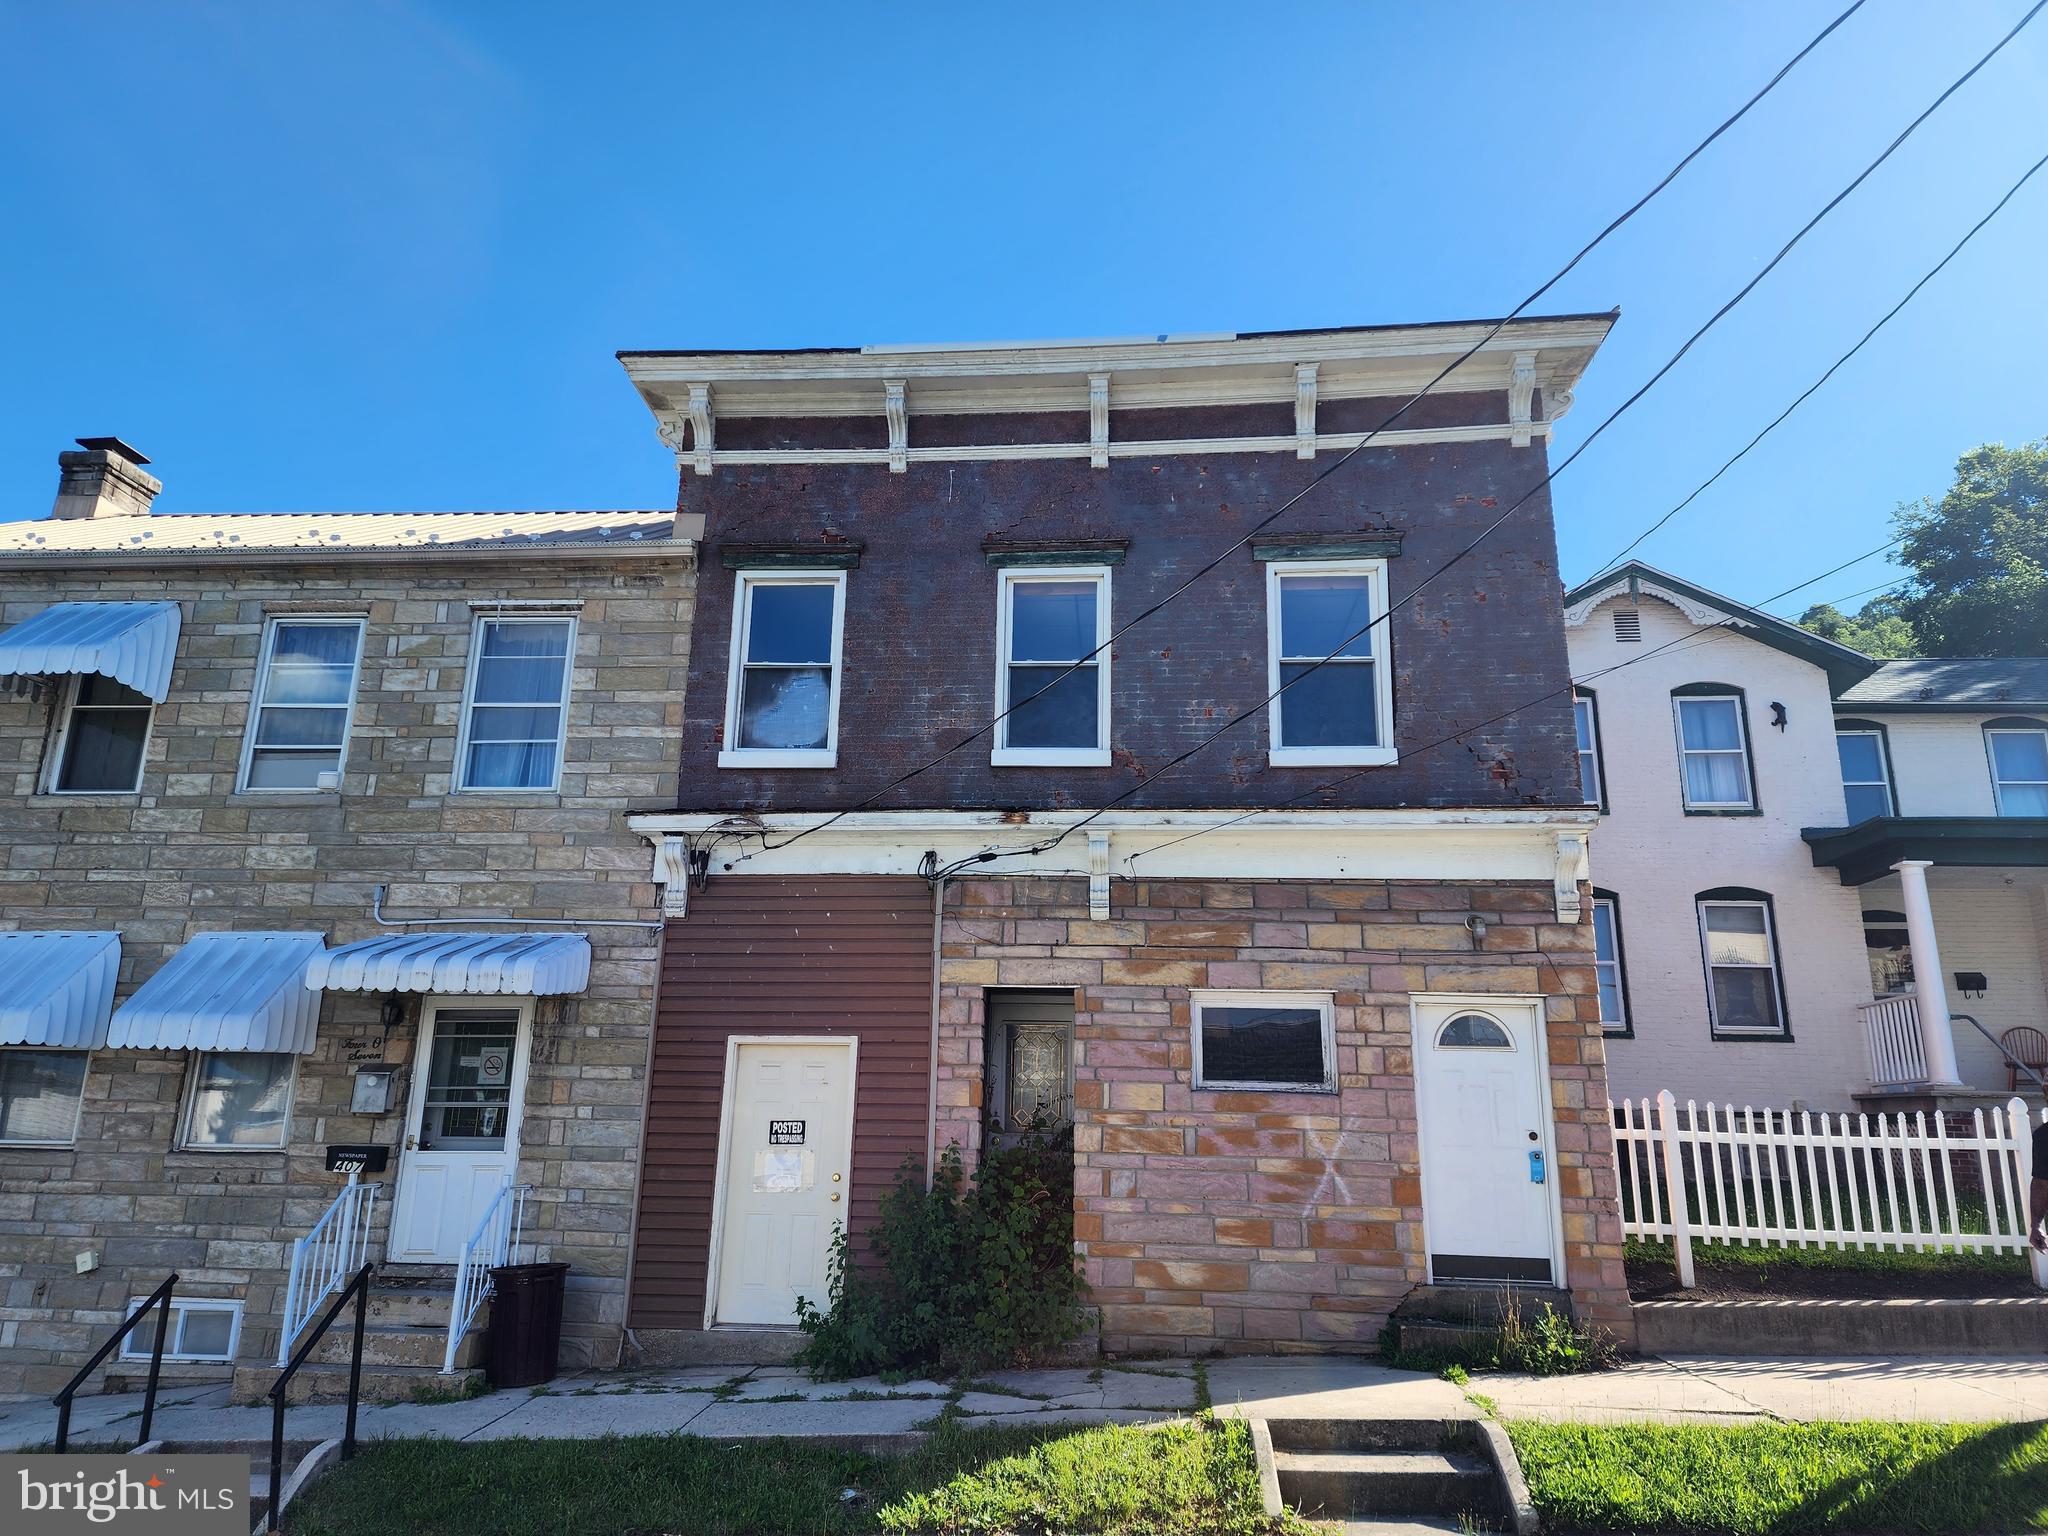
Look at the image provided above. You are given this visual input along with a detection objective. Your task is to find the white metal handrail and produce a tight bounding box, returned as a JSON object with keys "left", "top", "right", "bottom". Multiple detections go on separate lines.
{"left": 1613, "top": 1090, "right": 2048, "bottom": 1290}
{"left": 277, "top": 1175, "right": 378, "bottom": 1367}
{"left": 1861, "top": 995, "right": 1928, "bottom": 1088}
{"left": 444, "top": 1182, "right": 529, "bottom": 1373}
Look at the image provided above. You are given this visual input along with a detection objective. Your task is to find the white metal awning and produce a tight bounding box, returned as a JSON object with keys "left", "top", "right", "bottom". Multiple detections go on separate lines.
{"left": 0, "top": 931, "right": 120, "bottom": 1049}
{"left": 305, "top": 932, "right": 592, "bottom": 996}
{"left": 0, "top": 601, "right": 182, "bottom": 702}
{"left": 106, "top": 931, "right": 325, "bottom": 1053}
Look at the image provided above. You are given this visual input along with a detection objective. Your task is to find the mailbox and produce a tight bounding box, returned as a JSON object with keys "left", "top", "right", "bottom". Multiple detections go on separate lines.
{"left": 325, "top": 1144, "right": 390, "bottom": 1176}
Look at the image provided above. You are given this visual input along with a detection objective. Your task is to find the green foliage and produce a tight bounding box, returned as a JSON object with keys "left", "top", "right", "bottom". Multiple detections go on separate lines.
{"left": 1379, "top": 1302, "right": 1617, "bottom": 1377}
{"left": 1507, "top": 1419, "right": 2048, "bottom": 1534}
{"left": 795, "top": 1123, "right": 1088, "bottom": 1380}
{"left": 1796, "top": 597, "right": 1918, "bottom": 659}
{"left": 1794, "top": 438, "right": 2048, "bottom": 659}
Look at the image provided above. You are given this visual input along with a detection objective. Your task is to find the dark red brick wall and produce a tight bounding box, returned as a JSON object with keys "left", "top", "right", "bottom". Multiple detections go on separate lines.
{"left": 674, "top": 394, "right": 1579, "bottom": 812}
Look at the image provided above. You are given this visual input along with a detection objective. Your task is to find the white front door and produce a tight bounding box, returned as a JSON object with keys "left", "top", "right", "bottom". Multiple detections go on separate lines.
{"left": 387, "top": 1000, "right": 531, "bottom": 1264}
{"left": 1412, "top": 996, "right": 1560, "bottom": 1285}
{"left": 710, "top": 1037, "right": 857, "bottom": 1327}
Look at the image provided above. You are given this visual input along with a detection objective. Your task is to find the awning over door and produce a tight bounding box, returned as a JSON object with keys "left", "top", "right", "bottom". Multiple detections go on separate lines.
{"left": 0, "top": 601, "right": 182, "bottom": 701}
{"left": 106, "top": 931, "right": 325, "bottom": 1052}
{"left": 305, "top": 932, "right": 591, "bottom": 996}
{"left": 0, "top": 931, "right": 120, "bottom": 1048}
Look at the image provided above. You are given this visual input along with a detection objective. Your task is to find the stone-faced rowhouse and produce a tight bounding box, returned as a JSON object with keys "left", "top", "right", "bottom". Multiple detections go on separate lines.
{"left": 619, "top": 320, "right": 1635, "bottom": 1358}
{"left": 0, "top": 439, "right": 696, "bottom": 1394}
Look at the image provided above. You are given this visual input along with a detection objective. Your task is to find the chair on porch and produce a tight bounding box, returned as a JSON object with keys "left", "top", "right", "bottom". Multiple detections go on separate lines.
{"left": 1999, "top": 1026, "right": 2048, "bottom": 1091}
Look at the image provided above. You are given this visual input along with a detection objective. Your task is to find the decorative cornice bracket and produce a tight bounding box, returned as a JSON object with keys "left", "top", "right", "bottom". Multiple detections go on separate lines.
{"left": 1087, "top": 831, "right": 1112, "bottom": 920}
{"left": 1294, "top": 363, "right": 1318, "bottom": 459}
{"left": 1088, "top": 374, "right": 1110, "bottom": 469}
{"left": 1508, "top": 352, "right": 1537, "bottom": 448}
{"left": 649, "top": 834, "right": 690, "bottom": 917}
{"left": 1553, "top": 831, "right": 1587, "bottom": 923}
{"left": 885, "top": 380, "right": 908, "bottom": 473}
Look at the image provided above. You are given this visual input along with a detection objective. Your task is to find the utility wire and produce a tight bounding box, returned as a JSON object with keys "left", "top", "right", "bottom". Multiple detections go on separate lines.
{"left": 743, "top": 0, "right": 1872, "bottom": 858}
{"left": 925, "top": 11, "right": 2041, "bottom": 880}
{"left": 1582, "top": 144, "right": 2048, "bottom": 582}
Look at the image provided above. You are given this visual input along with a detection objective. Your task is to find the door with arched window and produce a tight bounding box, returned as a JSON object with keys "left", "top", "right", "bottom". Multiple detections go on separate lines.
{"left": 1411, "top": 996, "right": 1560, "bottom": 1285}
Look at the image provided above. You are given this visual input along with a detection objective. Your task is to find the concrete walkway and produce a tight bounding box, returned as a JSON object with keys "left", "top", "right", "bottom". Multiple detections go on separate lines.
{"left": 5, "top": 1353, "right": 2045, "bottom": 1451}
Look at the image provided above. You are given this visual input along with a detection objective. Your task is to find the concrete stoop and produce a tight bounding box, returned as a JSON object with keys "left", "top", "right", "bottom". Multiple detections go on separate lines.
{"left": 1634, "top": 1295, "right": 2048, "bottom": 1356}
{"left": 227, "top": 1280, "right": 488, "bottom": 1404}
{"left": 1252, "top": 1417, "right": 1537, "bottom": 1534}
{"left": 1388, "top": 1284, "right": 1574, "bottom": 1361}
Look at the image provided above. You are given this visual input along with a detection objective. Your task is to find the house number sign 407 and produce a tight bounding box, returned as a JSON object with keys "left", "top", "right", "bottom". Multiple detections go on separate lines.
{"left": 769, "top": 1120, "right": 805, "bottom": 1145}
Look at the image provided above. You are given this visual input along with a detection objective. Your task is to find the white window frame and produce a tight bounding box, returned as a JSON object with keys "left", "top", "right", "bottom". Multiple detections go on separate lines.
{"left": 0, "top": 1047, "right": 91, "bottom": 1147}
{"left": 991, "top": 565, "right": 1112, "bottom": 767}
{"left": 453, "top": 612, "right": 577, "bottom": 794}
{"left": 1835, "top": 727, "right": 1893, "bottom": 821}
{"left": 119, "top": 1297, "right": 244, "bottom": 1364}
{"left": 1574, "top": 692, "right": 1603, "bottom": 809}
{"left": 1696, "top": 898, "right": 1787, "bottom": 1038}
{"left": 1265, "top": 559, "right": 1396, "bottom": 768}
{"left": 1985, "top": 726, "right": 2048, "bottom": 817}
{"left": 1190, "top": 989, "right": 1338, "bottom": 1093}
{"left": 236, "top": 616, "right": 366, "bottom": 794}
{"left": 177, "top": 1050, "right": 297, "bottom": 1152}
{"left": 1672, "top": 694, "right": 1754, "bottom": 811}
{"left": 719, "top": 571, "right": 847, "bottom": 770}
{"left": 1590, "top": 897, "right": 1627, "bottom": 1036}
{"left": 44, "top": 673, "right": 155, "bottom": 796}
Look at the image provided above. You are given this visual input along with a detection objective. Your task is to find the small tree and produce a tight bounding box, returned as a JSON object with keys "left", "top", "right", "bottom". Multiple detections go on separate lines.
{"left": 1893, "top": 439, "right": 2048, "bottom": 656}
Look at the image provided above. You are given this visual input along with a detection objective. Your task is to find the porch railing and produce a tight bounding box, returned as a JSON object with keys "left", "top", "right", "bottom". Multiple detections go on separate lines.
{"left": 277, "top": 1176, "right": 378, "bottom": 1367}
{"left": 1861, "top": 995, "right": 1928, "bottom": 1087}
{"left": 444, "top": 1181, "right": 528, "bottom": 1373}
{"left": 1613, "top": 1090, "right": 2048, "bottom": 1290}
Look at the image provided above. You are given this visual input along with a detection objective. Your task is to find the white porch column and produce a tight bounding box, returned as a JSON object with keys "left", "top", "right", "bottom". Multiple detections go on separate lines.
{"left": 1894, "top": 859, "right": 1964, "bottom": 1088}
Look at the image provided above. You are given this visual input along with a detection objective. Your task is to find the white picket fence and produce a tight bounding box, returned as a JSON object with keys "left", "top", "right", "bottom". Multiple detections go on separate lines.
{"left": 1612, "top": 1090, "right": 2047, "bottom": 1289}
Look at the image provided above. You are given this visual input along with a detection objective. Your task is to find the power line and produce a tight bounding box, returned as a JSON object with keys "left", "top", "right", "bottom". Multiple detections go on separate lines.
{"left": 1582, "top": 144, "right": 2048, "bottom": 582}
{"left": 743, "top": 0, "right": 1873, "bottom": 858}
{"left": 1119, "top": 540, "right": 1911, "bottom": 872}
{"left": 925, "top": 10, "right": 2041, "bottom": 879}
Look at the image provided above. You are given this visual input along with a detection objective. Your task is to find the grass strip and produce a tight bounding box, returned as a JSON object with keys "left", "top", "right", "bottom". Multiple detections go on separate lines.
{"left": 284, "top": 1417, "right": 1280, "bottom": 1536}
{"left": 1625, "top": 1237, "right": 2018, "bottom": 1276}
{"left": 1507, "top": 1419, "right": 2048, "bottom": 1534}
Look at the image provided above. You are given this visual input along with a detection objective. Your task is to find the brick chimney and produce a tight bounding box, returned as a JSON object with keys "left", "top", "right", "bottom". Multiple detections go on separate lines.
{"left": 53, "top": 437, "right": 161, "bottom": 520}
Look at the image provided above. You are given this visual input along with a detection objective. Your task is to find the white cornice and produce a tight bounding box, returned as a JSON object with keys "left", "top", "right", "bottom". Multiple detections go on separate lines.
{"left": 1563, "top": 576, "right": 1744, "bottom": 631}
{"left": 629, "top": 807, "right": 1601, "bottom": 834}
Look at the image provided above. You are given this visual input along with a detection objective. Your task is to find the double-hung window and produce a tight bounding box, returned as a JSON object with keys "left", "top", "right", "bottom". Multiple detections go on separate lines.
{"left": 1590, "top": 895, "right": 1628, "bottom": 1036}
{"left": 1267, "top": 560, "right": 1393, "bottom": 766}
{"left": 240, "top": 618, "right": 364, "bottom": 791}
{"left": 1574, "top": 691, "right": 1604, "bottom": 809}
{"left": 1986, "top": 724, "right": 2048, "bottom": 816}
{"left": 993, "top": 568, "right": 1109, "bottom": 766}
{"left": 180, "top": 1051, "right": 295, "bottom": 1149}
{"left": 1673, "top": 691, "right": 1753, "bottom": 811}
{"left": 0, "top": 1049, "right": 90, "bottom": 1145}
{"left": 720, "top": 573, "right": 846, "bottom": 768}
{"left": 1191, "top": 990, "right": 1337, "bottom": 1092}
{"left": 49, "top": 675, "right": 153, "bottom": 794}
{"left": 1834, "top": 726, "right": 1893, "bottom": 823}
{"left": 1697, "top": 894, "right": 1787, "bottom": 1038}
{"left": 458, "top": 616, "right": 575, "bottom": 791}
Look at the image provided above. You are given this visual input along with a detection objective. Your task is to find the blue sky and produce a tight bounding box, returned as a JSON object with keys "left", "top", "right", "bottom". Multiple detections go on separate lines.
{"left": 3, "top": 2, "right": 2044, "bottom": 618}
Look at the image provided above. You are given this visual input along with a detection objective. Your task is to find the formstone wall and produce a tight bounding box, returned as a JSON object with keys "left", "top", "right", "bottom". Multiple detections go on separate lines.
{"left": 936, "top": 874, "right": 1633, "bottom": 1356}
{"left": 0, "top": 554, "right": 690, "bottom": 1392}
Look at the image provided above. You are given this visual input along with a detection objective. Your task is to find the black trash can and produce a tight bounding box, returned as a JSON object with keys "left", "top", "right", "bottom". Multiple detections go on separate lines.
{"left": 485, "top": 1262, "right": 569, "bottom": 1388}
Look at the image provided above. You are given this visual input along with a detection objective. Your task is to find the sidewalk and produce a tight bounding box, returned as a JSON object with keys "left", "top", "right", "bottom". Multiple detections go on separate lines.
{"left": 5, "top": 1353, "right": 2045, "bottom": 1451}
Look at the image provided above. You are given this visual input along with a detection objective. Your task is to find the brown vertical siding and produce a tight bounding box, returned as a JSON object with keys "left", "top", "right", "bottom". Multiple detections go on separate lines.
{"left": 628, "top": 875, "right": 935, "bottom": 1330}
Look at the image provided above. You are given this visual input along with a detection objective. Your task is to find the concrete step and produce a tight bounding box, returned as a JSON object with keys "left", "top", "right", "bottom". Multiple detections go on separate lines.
{"left": 1393, "top": 1284, "right": 1572, "bottom": 1328}
{"left": 231, "top": 1360, "right": 487, "bottom": 1405}
{"left": 1267, "top": 1417, "right": 1463, "bottom": 1455}
{"left": 308, "top": 1321, "right": 483, "bottom": 1370}
{"left": 365, "top": 1286, "right": 467, "bottom": 1328}
{"left": 1273, "top": 1448, "right": 1495, "bottom": 1520}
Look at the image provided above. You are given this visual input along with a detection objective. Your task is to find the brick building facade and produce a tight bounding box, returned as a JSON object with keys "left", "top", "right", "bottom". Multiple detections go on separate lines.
{"left": 0, "top": 443, "right": 695, "bottom": 1392}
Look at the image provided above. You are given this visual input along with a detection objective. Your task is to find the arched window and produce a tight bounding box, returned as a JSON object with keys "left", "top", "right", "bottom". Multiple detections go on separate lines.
{"left": 1696, "top": 886, "right": 1788, "bottom": 1038}
{"left": 1671, "top": 685, "right": 1756, "bottom": 813}
{"left": 1435, "top": 1012, "right": 1513, "bottom": 1050}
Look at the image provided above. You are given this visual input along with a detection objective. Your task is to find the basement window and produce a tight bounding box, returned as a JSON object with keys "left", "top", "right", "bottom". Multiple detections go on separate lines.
{"left": 120, "top": 1298, "right": 244, "bottom": 1364}
{"left": 1191, "top": 990, "right": 1336, "bottom": 1092}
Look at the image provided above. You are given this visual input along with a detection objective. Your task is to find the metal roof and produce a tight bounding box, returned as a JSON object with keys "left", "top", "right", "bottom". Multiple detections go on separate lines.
{"left": 306, "top": 932, "right": 591, "bottom": 996}
{"left": 1836, "top": 658, "right": 2048, "bottom": 709}
{"left": 0, "top": 601, "right": 182, "bottom": 701}
{"left": 0, "top": 931, "right": 120, "bottom": 1048}
{"left": 0, "top": 510, "right": 686, "bottom": 565}
{"left": 106, "top": 931, "right": 326, "bottom": 1053}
